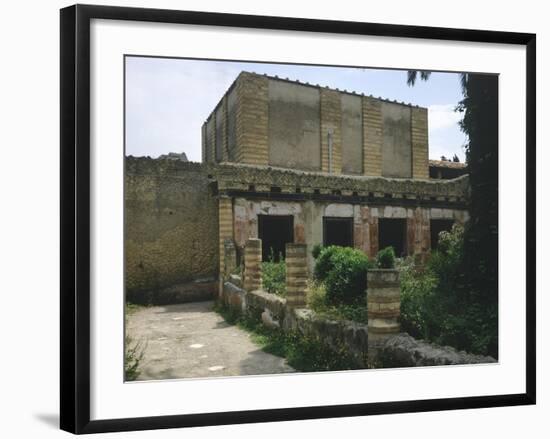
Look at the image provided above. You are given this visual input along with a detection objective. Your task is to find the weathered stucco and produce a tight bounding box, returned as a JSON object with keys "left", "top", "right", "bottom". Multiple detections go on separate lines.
{"left": 341, "top": 93, "right": 363, "bottom": 175}
{"left": 125, "top": 158, "right": 219, "bottom": 296}
{"left": 268, "top": 79, "right": 321, "bottom": 170}
{"left": 381, "top": 102, "right": 412, "bottom": 178}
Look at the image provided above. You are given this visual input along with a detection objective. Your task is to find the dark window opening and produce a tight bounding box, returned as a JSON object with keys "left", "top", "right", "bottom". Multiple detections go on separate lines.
{"left": 379, "top": 218, "right": 407, "bottom": 257}
{"left": 430, "top": 219, "right": 455, "bottom": 250}
{"left": 258, "top": 215, "right": 294, "bottom": 262}
{"left": 323, "top": 217, "right": 354, "bottom": 248}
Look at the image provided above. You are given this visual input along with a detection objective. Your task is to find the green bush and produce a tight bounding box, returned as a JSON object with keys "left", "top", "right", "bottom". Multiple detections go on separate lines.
{"left": 311, "top": 243, "right": 324, "bottom": 259}
{"left": 323, "top": 247, "right": 374, "bottom": 305}
{"left": 399, "top": 224, "right": 498, "bottom": 358}
{"left": 376, "top": 246, "right": 396, "bottom": 269}
{"left": 261, "top": 259, "right": 286, "bottom": 296}
{"left": 313, "top": 245, "right": 340, "bottom": 281}
{"left": 307, "top": 280, "right": 369, "bottom": 323}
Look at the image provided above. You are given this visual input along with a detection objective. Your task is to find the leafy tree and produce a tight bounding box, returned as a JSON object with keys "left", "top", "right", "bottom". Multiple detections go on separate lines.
{"left": 408, "top": 71, "right": 498, "bottom": 357}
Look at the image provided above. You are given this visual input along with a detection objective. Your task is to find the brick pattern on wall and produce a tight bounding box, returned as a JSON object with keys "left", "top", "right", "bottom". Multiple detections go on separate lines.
{"left": 125, "top": 159, "right": 218, "bottom": 293}
{"left": 411, "top": 107, "right": 429, "bottom": 179}
{"left": 206, "top": 116, "right": 216, "bottom": 164}
{"left": 218, "top": 197, "right": 234, "bottom": 282}
{"left": 362, "top": 96, "right": 383, "bottom": 176}
{"left": 320, "top": 89, "right": 342, "bottom": 174}
{"left": 220, "top": 96, "right": 229, "bottom": 162}
{"left": 236, "top": 72, "right": 269, "bottom": 165}
{"left": 201, "top": 123, "right": 207, "bottom": 163}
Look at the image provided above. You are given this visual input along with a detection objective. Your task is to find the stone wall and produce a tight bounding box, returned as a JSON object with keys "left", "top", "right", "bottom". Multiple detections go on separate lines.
{"left": 203, "top": 72, "right": 430, "bottom": 179}
{"left": 125, "top": 158, "right": 218, "bottom": 302}
{"left": 381, "top": 102, "right": 412, "bottom": 178}
{"left": 221, "top": 280, "right": 369, "bottom": 367}
{"left": 269, "top": 79, "right": 322, "bottom": 171}
{"left": 378, "top": 333, "right": 496, "bottom": 367}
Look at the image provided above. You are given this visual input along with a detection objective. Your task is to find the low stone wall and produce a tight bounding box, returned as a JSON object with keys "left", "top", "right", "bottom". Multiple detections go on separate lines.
{"left": 293, "top": 309, "right": 369, "bottom": 367}
{"left": 378, "top": 333, "right": 496, "bottom": 367}
{"left": 222, "top": 280, "right": 287, "bottom": 325}
{"left": 221, "top": 280, "right": 369, "bottom": 367}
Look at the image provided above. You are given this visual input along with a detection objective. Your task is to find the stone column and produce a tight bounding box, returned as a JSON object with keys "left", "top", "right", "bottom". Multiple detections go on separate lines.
{"left": 223, "top": 239, "right": 237, "bottom": 278}
{"left": 367, "top": 269, "right": 401, "bottom": 365}
{"left": 218, "top": 196, "right": 233, "bottom": 296}
{"left": 243, "top": 238, "right": 262, "bottom": 292}
{"left": 285, "top": 243, "right": 308, "bottom": 308}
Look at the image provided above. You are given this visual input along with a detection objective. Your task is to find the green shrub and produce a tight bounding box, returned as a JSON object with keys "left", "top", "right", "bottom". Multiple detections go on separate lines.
{"left": 261, "top": 259, "right": 286, "bottom": 296}
{"left": 313, "top": 245, "right": 340, "bottom": 281}
{"left": 376, "top": 246, "right": 396, "bottom": 269}
{"left": 307, "top": 280, "right": 369, "bottom": 323}
{"left": 311, "top": 243, "right": 324, "bottom": 259}
{"left": 399, "top": 224, "right": 498, "bottom": 358}
{"left": 323, "top": 247, "right": 374, "bottom": 305}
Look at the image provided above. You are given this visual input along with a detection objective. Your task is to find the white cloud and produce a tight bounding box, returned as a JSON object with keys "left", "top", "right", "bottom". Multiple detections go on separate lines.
{"left": 428, "top": 104, "right": 462, "bottom": 131}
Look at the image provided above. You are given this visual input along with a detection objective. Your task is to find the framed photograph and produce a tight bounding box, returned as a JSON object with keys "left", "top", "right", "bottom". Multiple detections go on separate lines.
{"left": 60, "top": 4, "right": 536, "bottom": 434}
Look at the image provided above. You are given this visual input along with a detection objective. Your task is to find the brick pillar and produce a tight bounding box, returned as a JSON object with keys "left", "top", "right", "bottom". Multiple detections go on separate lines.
{"left": 411, "top": 107, "right": 429, "bottom": 179}
{"left": 285, "top": 243, "right": 308, "bottom": 308}
{"left": 320, "top": 89, "right": 342, "bottom": 174}
{"left": 218, "top": 197, "right": 233, "bottom": 295}
{"left": 367, "top": 269, "right": 401, "bottom": 365}
{"left": 362, "top": 96, "right": 383, "bottom": 176}
{"left": 243, "top": 238, "right": 262, "bottom": 292}
{"left": 236, "top": 72, "right": 269, "bottom": 165}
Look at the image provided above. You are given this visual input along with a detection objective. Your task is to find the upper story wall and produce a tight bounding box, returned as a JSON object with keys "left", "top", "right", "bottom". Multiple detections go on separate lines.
{"left": 202, "top": 72, "right": 429, "bottom": 180}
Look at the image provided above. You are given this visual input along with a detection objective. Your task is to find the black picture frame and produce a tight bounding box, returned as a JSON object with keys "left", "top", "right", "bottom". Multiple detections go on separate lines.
{"left": 60, "top": 4, "right": 536, "bottom": 434}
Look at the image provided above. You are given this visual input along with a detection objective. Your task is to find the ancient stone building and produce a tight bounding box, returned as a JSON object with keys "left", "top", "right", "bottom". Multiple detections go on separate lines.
{"left": 202, "top": 71, "right": 469, "bottom": 275}
{"left": 125, "top": 71, "right": 469, "bottom": 302}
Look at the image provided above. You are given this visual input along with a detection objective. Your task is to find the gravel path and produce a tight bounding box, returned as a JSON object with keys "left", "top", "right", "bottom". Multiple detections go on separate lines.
{"left": 126, "top": 300, "right": 294, "bottom": 381}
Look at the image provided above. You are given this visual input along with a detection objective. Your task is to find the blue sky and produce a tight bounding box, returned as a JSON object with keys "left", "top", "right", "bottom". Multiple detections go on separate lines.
{"left": 125, "top": 56, "right": 468, "bottom": 163}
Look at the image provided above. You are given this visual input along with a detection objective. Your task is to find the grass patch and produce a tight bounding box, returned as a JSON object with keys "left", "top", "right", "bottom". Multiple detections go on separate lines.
{"left": 214, "top": 303, "right": 360, "bottom": 372}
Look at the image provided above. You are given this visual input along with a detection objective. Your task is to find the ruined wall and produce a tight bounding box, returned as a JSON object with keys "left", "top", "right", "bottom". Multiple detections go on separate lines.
{"left": 268, "top": 79, "right": 321, "bottom": 170}
{"left": 125, "top": 158, "right": 218, "bottom": 298}
{"left": 231, "top": 197, "right": 468, "bottom": 272}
